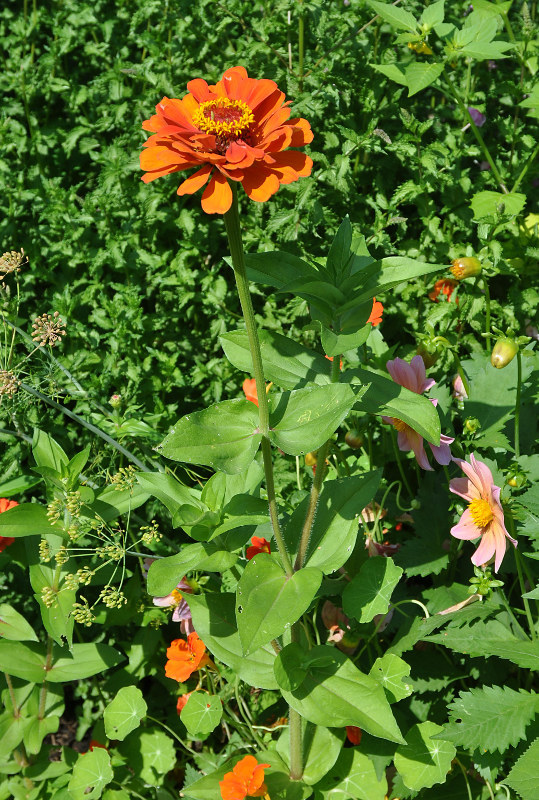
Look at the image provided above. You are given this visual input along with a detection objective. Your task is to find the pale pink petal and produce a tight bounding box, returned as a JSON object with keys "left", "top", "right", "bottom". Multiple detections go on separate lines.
{"left": 430, "top": 434, "right": 454, "bottom": 465}
{"left": 386, "top": 358, "right": 416, "bottom": 392}
{"left": 451, "top": 509, "right": 481, "bottom": 540}
{"left": 381, "top": 415, "right": 394, "bottom": 425}
{"left": 469, "top": 453, "right": 495, "bottom": 496}
{"left": 405, "top": 428, "right": 432, "bottom": 471}
{"left": 471, "top": 531, "right": 497, "bottom": 568}
{"left": 410, "top": 355, "right": 435, "bottom": 393}
{"left": 153, "top": 594, "right": 174, "bottom": 608}
{"left": 492, "top": 522, "right": 509, "bottom": 572}
{"left": 449, "top": 476, "right": 480, "bottom": 502}
{"left": 453, "top": 457, "right": 484, "bottom": 497}
{"left": 397, "top": 427, "right": 412, "bottom": 453}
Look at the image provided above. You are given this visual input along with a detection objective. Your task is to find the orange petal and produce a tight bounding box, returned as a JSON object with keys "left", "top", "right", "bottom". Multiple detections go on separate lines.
{"left": 240, "top": 167, "right": 280, "bottom": 202}
{"left": 288, "top": 117, "right": 314, "bottom": 146}
{"left": 245, "top": 78, "right": 280, "bottom": 110}
{"left": 254, "top": 90, "right": 287, "bottom": 127}
{"left": 201, "top": 172, "right": 233, "bottom": 214}
{"left": 177, "top": 164, "right": 213, "bottom": 196}
{"left": 270, "top": 150, "right": 313, "bottom": 177}
{"left": 219, "top": 775, "right": 246, "bottom": 800}
{"left": 258, "top": 105, "right": 291, "bottom": 136}
{"left": 140, "top": 145, "right": 191, "bottom": 171}
{"left": 186, "top": 78, "right": 212, "bottom": 103}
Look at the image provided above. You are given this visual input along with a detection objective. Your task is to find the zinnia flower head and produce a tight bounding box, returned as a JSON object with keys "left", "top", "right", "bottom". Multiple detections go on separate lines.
{"left": 450, "top": 453, "right": 517, "bottom": 572}
{"left": 140, "top": 66, "right": 313, "bottom": 214}
{"left": 246, "top": 536, "right": 271, "bottom": 560}
{"left": 165, "top": 632, "right": 210, "bottom": 682}
{"left": 382, "top": 356, "right": 454, "bottom": 471}
{"left": 0, "top": 498, "right": 18, "bottom": 553}
{"left": 219, "top": 755, "right": 270, "bottom": 800}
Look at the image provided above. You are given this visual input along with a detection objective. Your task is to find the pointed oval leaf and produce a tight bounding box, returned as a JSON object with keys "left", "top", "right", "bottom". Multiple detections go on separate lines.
{"left": 0, "top": 640, "right": 48, "bottom": 682}
{"left": 147, "top": 543, "right": 238, "bottom": 596}
{"left": 0, "top": 604, "right": 39, "bottom": 642}
{"left": 48, "top": 643, "right": 124, "bottom": 682}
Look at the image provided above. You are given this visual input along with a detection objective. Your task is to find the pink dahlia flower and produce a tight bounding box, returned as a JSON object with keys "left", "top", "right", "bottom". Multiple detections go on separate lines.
{"left": 449, "top": 453, "right": 517, "bottom": 572}
{"left": 383, "top": 355, "right": 454, "bottom": 471}
{"left": 153, "top": 577, "right": 194, "bottom": 634}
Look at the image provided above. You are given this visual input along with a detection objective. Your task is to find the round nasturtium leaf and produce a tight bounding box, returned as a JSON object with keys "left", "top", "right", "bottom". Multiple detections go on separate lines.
{"left": 181, "top": 692, "right": 222, "bottom": 736}
{"left": 104, "top": 685, "right": 147, "bottom": 741}
{"left": 394, "top": 721, "right": 456, "bottom": 791}
{"left": 68, "top": 747, "right": 113, "bottom": 800}
{"left": 117, "top": 728, "right": 176, "bottom": 786}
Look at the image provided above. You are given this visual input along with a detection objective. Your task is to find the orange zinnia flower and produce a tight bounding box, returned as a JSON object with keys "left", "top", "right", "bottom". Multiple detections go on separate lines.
{"left": 140, "top": 66, "right": 313, "bottom": 214}
{"left": 219, "top": 755, "right": 270, "bottom": 800}
{"left": 0, "top": 498, "right": 17, "bottom": 553}
{"left": 246, "top": 536, "right": 271, "bottom": 560}
{"left": 428, "top": 279, "right": 458, "bottom": 303}
{"left": 165, "top": 633, "right": 209, "bottom": 682}
{"left": 367, "top": 297, "right": 383, "bottom": 326}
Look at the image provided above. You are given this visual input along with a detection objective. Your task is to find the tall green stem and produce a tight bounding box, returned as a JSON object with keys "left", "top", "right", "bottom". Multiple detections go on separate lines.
{"left": 298, "top": 1, "right": 305, "bottom": 91}
{"left": 515, "top": 349, "right": 522, "bottom": 459}
{"left": 223, "top": 182, "right": 292, "bottom": 579}
{"left": 390, "top": 428, "right": 414, "bottom": 500}
{"left": 515, "top": 549, "right": 536, "bottom": 640}
{"left": 483, "top": 277, "right": 491, "bottom": 350}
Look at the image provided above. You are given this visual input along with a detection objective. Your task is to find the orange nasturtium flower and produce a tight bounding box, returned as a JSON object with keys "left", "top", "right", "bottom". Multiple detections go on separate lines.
{"left": 0, "top": 498, "right": 18, "bottom": 553}
{"left": 140, "top": 66, "right": 313, "bottom": 214}
{"left": 242, "top": 378, "right": 272, "bottom": 407}
{"left": 367, "top": 297, "right": 383, "bottom": 326}
{"left": 246, "top": 536, "right": 271, "bottom": 560}
{"left": 219, "top": 755, "right": 270, "bottom": 800}
{"left": 165, "top": 632, "right": 210, "bottom": 682}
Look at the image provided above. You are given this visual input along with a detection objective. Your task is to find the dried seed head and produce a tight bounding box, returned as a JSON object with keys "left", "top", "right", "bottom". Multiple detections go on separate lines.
{"left": 32, "top": 311, "right": 67, "bottom": 347}
{"left": 0, "top": 370, "right": 20, "bottom": 397}
{"left": 0, "top": 249, "right": 26, "bottom": 282}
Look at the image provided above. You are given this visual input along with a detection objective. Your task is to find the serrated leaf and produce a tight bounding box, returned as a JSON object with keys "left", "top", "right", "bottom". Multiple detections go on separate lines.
{"left": 425, "top": 626, "right": 539, "bottom": 669}
{"left": 405, "top": 63, "right": 444, "bottom": 97}
{"left": 506, "top": 737, "right": 539, "bottom": 800}
{"left": 439, "top": 686, "right": 538, "bottom": 754}
{"left": 395, "top": 722, "right": 456, "bottom": 791}
{"left": 369, "top": 654, "right": 413, "bottom": 703}
{"left": 471, "top": 191, "right": 526, "bottom": 222}
{"left": 104, "top": 686, "right": 147, "bottom": 741}
{"left": 343, "top": 557, "right": 403, "bottom": 623}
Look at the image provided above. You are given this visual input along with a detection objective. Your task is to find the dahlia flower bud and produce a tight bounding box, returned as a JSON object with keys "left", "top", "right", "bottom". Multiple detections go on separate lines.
{"left": 491, "top": 337, "right": 518, "bottom": 369}
{"left": 109, "top": 393, "right": 122, "bottom": 408}
{"left": 450, "top": 257, "right": 482, "bottom": 280}
{"left": 345, "top": 430, "right": 364, "bottom": 449}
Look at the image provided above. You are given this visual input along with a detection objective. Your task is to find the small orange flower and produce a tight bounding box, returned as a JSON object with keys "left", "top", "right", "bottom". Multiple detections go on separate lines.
{"left": 367, "top": 298, "right": 383, "bottom": 326}
{"left": 165, "top": 633, "right": 209, "bottom": 682}
{"left": 140, "top": 66, "right": 313, "bottom": 214}
{"left": 346, "top": 726, "right": 362, "bottom": 745}
{"left": 243, "top": 378, "right": 259, "bottom": 406}
{"left": 219, "top": 755, "right": 270, "bottom": 800}
{"left": 87, "top": 740, "right": 107, "bottom": 752}
{"left": 0, "top": 498, "right": 17, "bottom": 553}
{"left": 246, "top": 536, "right": 271, "bottom": 560}
{"left": 428, "top": 279, "right": 458, "bottom": 303}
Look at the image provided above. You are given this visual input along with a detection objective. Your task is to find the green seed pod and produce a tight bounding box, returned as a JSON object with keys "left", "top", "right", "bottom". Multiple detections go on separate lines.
{"left": 450, "top": 257, "right": 482, "bottom": 279}
{"left": 345, "top": 430, "right": 364, "bottom": 449}
{"left": 491, "top": 337, "right": 518, "bottom": 369}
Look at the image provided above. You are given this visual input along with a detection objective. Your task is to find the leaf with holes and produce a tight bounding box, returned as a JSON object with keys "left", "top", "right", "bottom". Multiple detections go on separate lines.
{"left": 68, "top": 748, "right": 113, "bottom": 800}
{"left": 369, "top": 654, "right": 413, "bottom": 703}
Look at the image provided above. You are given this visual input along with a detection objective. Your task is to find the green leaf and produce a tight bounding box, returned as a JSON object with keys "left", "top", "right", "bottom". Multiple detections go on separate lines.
{"left": 506, "top": 736, "right": 539, "bottom": 800}
{"left": 117, "top": 728, "right": 176, "bottom": 786}
{"left": 135, "top": 473, "right": 202, "bottom": 517}
{"left": 369, "top": 0, "right": 418, "bottom": 31}
{"left": 326, "top": 216, "right": 353, "bottom": 283}
{"left": 0, "top": 710, "right": 26, "bottom": 754}
{"left": 32, "top": 429, "right": 68, "bottom": 471}
{"left": 48, "top": 643, "right": 124, "bottom": 682}
{"left": 471, "top": 191, "right": 526, "bottom": 222}
{"left": 425, "top": 626, "right": 539, "bottom": 669}
{"left": 284, "top": 471, "right": 382, "bottom": 574}
{"left": 157, "top": 400, "right": 261, "bottom": 474}
{"left": 320, "top": 324, "right": 371, "bottom": 358}
{"left": 274, "top": 642, "right": 308, "bottom": 691}
{"left": 24, "top": 714, "right": 60, "bottom": 755}
{"left": 439, "top": 685, "right": 538, "bottom": 754}
{"left": 245, "top": 251, "right": 318, "bottom": 290}
{"left": 220, "top": 329, "right": 331, "bottom": 390}
{"left": 26, "top": 535, "right": 76, "bottom": 647}
{"left": 186, "top": 592, "right": 277, "bottom": 689}
{"left": 276, "top": 722, "right": 344, "bottom": 786}
{"left": 0, "top": 503, "right": 62, "bottom": 538}
{"left": 0, "top": 640, "right": 47, "bottom": 682}
{"left": 0, "top": 475, "right": 41, "bottom": 497}
{"left": 103, "top": 686, "right": 147, "bottom": 741}
{"left": 236, "top": 554, "right": 322, "bottom": 655}
{"left": 147, "top": 543, "right": 238, "bottom": 596}
{"left": 352, "top": 367, "right": 441, "bottom": 444}
{"left": 372, "top": 63, "right": 407, "bottom": 86}
{"left": 0, "top": 604, "right": 39, "bottom": 642}
{"left": 405, "top": 63, "right": 445, "bottom": 97}
{"left": 280, "top": 644, "right": 404, "bottom": 743}
{"left": 343, "top": 557, "right": 403, "bottom": 623}
{"left": 394, "top": 722, "right": 456, "bottom": 791}
{"left": 181, "top": 692, "right": 222, "bottom": 736}
{"left": 421, "top": 1, "right": 445, "bottom": 29}
{"left": 369, "top": 654, "right": 413, "bottom": 703}
{"left": 313, "top": 747, "right": 388, "bottom": 799}
{"left": 270, "top": 384, "right": 357, "bottom": 455}
{"left": 68, "top": 748, "right": 113, "bottom": 799}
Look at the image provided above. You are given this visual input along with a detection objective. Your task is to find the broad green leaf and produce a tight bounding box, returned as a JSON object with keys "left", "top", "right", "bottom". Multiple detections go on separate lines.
{"left": 338, "top": 256, "right": 444, "bottom": 311}
{"left": 0, "top": 604, "right": 39, "bottom": 642}
{"left": 439, "top": 685, "right": 538, "bottom": 754}
{"left": 236, "top": 554, "right": 322, "bottom": 655}
{"left": 117, "top": 728, "right": 176, "bottom": 786}
{"left": 0, "top": 503, "right": 62, "bottom": 538}
{"left": 147, "top": 543, "right": 238, "bottom": 596}
{"left": 181, "top": 692, "right": 222, "bottom": 736}
{"left": 421, "top": 0, "right": 444, "bottom": 29}
{"left": 405, "top": 63, "right": 445, "bottom": 97}
{"left": 32, "top": 429, "right": 68, "bottom": 471}
{"left": 372, "top": 63, "right": 407, "bottom": 86}
{"left": 135, "top": 473, "right": 202, "bottom": 517}
{"left": 157, "top": 400, "right": 261, "bottom": 474}
{"left": 280, "top": 644, "right": 404, "bottom": 743}
{"left": 320, "top": 324, "right": 371, "bottom": 357}
{"left": 90, "top": 484, "right": 150, "bottom": 522}
{"left": 326, "top": 216, "right": 353, "bottom": 283}
{"left": 48, "top": 643, "right": 124, "bottom": 682}
{"left": 276, "top": 722, "right": 344, "bottom": 786}
{"left": 369, "top": 0, "right": 418, "bottom": 31}
{"left": 425, "top": 627, "right": 539, "bottom": 669}
{"left": 343, "top": 557, "right": 403, "bottom": 623}
{"left": 0, "top": 710, "right": 26, "bottom": 754}
{"left": 270, "top": 385, "right": 357, "bottom": 455}
{"left": 274, "top": 642, "right": 308, "bottom": 691}
{"left": 352, "top": 368, "right": 441, "bottom": 444}
{"left": 506, "top": 737, "right": 539, "bottom": 800}
{"left": 24, "top": 714, "right": 60, "bottom": 755}
{"left": 313, "top": 748, "right": 388, "bottom": 799}
{"left": 26, "top": 535, "right": 76, "bottom": 647}
{"left": 245, "top": 251, "right": 318, "bottom": 290}
{"left": 471, "top": 190, "right": 526, "bottom": 222}
{"left": 394, "top": 722, "right": 456, "bottom": 791}
{"left": 220, "top": 329, "right": 331, "bottom": 390}
{"left": 186, "top": 593, "right": 278, "bottom": 689}
{"left": 284, "top": 471, "right": 382, "bottom": 573}
{"left": 104, "top": 686, "right": 147, "bottom": 741}
{"left": 68, "top": 748, "right": 113, "bottom": 799}
{"left": 369, "top": 654, "right": 413, "bottom": 703}
{"left": 0, "top": 475, "right": 41, "bottom": 497}
{"left": 0, "top": 640, "right": 47, "bottom": 682}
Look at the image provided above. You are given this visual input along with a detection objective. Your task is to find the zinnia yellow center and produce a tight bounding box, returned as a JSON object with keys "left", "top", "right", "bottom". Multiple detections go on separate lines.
{"left": 393, "top": 418, "right": 408, "bottom": 433}
{"left": 468, "top": 498, "right": 494, "bottom": 528}
{"left": 192, "top": 98, "right": 254, "bottom": 138}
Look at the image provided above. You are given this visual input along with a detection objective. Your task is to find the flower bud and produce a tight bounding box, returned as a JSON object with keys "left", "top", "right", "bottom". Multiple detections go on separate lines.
{"left": 345, "top": 430, "right": 364, "bottom": 449}
{"left": 416, "top": 341, "right": 438, "bottom": 368}
{"left": 109, "top": 393, "right": 122, "bottom": 408}
{"left": 464, "top": 416, "right": 481, "bottom": 433}
{"left": 305, "top": 451, "right": 318, "bottom": 466}
{"left": 491, "top": 337, "right": 518, "bottom": 369}
{"left": 450, "top": 257, "right": 482, "bottom": 280}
